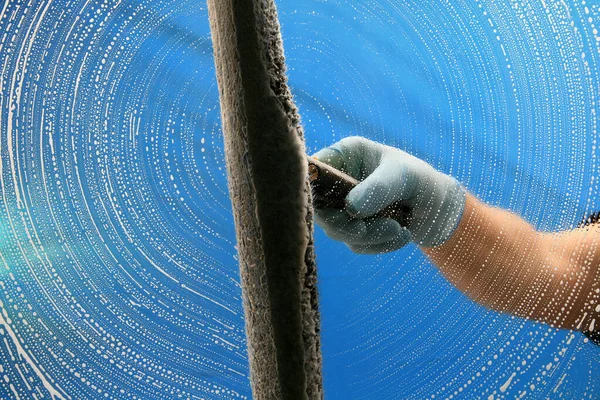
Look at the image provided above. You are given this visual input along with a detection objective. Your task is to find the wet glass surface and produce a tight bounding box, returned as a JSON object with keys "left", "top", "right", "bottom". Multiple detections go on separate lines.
{"left": 1, "top": 0, "right": 599, "bottom": 398}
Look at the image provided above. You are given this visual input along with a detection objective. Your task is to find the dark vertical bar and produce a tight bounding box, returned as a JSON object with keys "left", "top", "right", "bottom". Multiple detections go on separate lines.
{"left": 206, "top": 0, "right": 323, "bottom": 398}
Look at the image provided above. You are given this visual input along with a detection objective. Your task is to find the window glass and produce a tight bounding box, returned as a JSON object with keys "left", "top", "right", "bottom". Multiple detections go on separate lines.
{"left": 0, "top": 0, "right": 599, "bottom": 398}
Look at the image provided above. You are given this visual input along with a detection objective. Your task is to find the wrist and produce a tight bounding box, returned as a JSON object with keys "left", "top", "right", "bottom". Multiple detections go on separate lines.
{"left": 415, "top": 177, "right": 467, "bottom": 247}
{"left": 437, "top": 179, "right": 467, "bottom": 246}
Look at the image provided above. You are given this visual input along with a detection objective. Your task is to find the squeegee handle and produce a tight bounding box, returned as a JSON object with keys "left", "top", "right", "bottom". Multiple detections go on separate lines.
{"left": 307, "top": 156, "right": 411, "bottom": 228}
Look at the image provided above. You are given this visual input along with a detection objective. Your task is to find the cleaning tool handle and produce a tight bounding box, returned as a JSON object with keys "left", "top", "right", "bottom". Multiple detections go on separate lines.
{"left": 307, "top": 156, "right": 411, "bottom": 227}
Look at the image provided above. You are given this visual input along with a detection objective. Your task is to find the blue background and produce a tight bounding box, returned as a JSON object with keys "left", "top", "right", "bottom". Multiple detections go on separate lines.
{"left": 0, "top": 0, "right": 600, "bottom": 398}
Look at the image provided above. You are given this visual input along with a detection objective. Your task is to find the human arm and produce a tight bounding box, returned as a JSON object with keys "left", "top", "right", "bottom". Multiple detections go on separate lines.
{"left": 422, "top": 193, "right": 600, "bottom": 331}
{"left": 313, "top": 136, "right": 600, "bottom": 332}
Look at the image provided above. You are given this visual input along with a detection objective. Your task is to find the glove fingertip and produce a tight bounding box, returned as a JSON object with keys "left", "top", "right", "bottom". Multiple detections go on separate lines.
{"left": 349, "top": 228, "right": 411, "bottom": 255}
{"left": 346, "top": 184, "right": 378, "bottom": 218}
{"left": 311, "top": 147, "right": 345, "bottom": 170}
{"left": 398, "top": 226, "right": 412, "bottom": 244}
{"left": 348, "top": 244, "right": 373, "bottom": 255}
{"left": 381, "top": 218, "right": 402, "bottom": 234}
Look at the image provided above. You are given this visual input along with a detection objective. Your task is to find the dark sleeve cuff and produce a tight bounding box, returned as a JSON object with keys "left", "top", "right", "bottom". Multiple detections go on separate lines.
{"left": 583, "top": 330, "right": 600, "bottom": 345}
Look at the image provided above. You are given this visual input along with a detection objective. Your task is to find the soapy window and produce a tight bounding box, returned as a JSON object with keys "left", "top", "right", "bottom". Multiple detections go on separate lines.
{"left": 0, "top": 0, "right": 599, "bottom": 399}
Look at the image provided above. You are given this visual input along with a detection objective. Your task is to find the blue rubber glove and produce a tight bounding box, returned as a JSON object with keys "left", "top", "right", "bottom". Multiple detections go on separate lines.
{"left": 312, "top": 136, "right": 466, "bottom": 253}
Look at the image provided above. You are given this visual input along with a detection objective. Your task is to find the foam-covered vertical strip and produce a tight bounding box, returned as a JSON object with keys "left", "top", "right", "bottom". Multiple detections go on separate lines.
{"left": 206, "top": 0, "right": 323, "bottom": 399}
{"left": 259, "top": 2, "right": 324, "bottom": 398}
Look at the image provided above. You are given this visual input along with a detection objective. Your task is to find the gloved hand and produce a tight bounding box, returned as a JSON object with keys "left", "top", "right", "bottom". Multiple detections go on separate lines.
{"left": 312, "top": 136, "right": 466, "bottom": 253}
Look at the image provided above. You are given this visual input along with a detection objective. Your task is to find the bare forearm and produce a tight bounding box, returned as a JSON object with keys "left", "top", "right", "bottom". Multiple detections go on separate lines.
{"left": 422, "top": 194, "right": 600, "bottom": 331}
